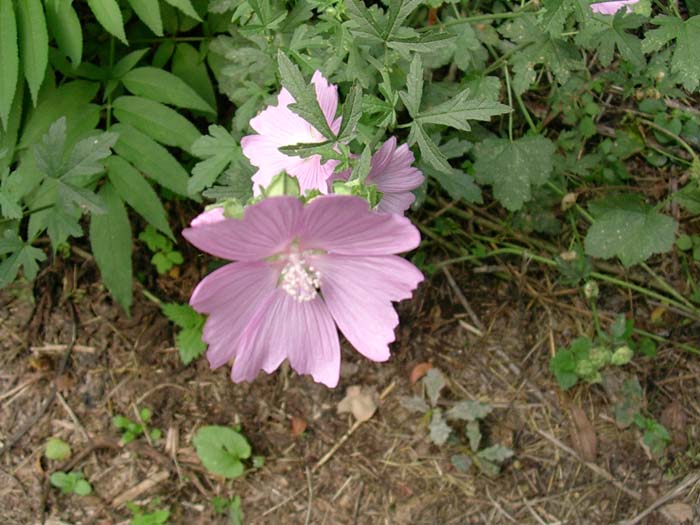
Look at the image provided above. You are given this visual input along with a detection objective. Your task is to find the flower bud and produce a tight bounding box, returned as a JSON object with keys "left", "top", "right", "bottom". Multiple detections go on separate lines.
{"left": 611, "top": 345, "right": 634, "bottom": 366}
{"left": 583, "top": 281, "right": 599, "bottom": 300}
{"left": 589, "top": 346, "right": 612, "bottom": 369}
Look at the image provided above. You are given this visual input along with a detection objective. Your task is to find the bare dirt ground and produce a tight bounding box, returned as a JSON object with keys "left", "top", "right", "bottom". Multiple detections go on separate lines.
{"left": 1, "top": 244, "right": 699, "bottom": 525}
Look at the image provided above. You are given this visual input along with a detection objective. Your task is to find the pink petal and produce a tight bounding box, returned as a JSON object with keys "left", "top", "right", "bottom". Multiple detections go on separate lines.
{"left": 311, "top": 71, "right": 340, "bottom": 131}
{"left": 183, "top": 196, "right": 303, "bottom": 261}
{"left": 314, "top": 254, "right": 423, "bottom": 361}
{"left": 369, "top": 143, "right": 423, "bottom": 193}
{"left": 241, "top": 72, "right": 342, "bottom": 195}
{"left": 377, "top": 192, "right": 416, "bottom": 215}
{"left": 299, "top": 195, "right": 421, "bottom": 255}
{"left": 233, "top": 290, "right": 341, "bottom": 387}
{"left": 288, "top": 156, "right": 338, "bottom": 195}
{"left": 190, "top": 261, "right": 280, "bottom": 368}
{"left": 590, "top": 0, "right": 637, "bottom": 14}
{"left": 247, "top": 88, "right": 316, "bottom": 145}
{"left": 191, "top": 207, "right": 225, "bottom": 227}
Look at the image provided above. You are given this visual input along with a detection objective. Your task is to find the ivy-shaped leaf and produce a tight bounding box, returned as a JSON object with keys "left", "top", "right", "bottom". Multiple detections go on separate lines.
{"left": 642, "top": 15, "right": 700, "bottom": 92}
{"left": 473, "top": 135, "right": 556, "bottom": 211}
{"left": 576, "top": 11, "right": 646, "bottom": 68}
{"left": 584, "top": 194, "right": 676, "bottom": 267}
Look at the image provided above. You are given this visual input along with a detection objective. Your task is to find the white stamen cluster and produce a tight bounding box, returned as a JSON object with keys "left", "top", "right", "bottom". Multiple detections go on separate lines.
{"left": 280, "top": 252, "right": 321, "bottom": 302}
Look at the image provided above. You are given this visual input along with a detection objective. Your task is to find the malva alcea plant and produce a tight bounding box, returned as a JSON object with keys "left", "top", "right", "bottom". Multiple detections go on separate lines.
{"left": 184, "top": 70, "right": 425, "bottom": 387}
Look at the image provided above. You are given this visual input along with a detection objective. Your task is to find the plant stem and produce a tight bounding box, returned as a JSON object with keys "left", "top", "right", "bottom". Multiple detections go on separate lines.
{"left": 106, "top": 37, "right": 115, "bottom": 129}
{"left": 589, "top": 298, "right": 605, "bottom": 339}
{"left": 637, "top": 117, "right": 698, "bottom": 163}
{"left": 503, "top": 65, "right": 514, "bottom": 142}
{"left": 440, "top": 8, "right": 534, "bottom": 27}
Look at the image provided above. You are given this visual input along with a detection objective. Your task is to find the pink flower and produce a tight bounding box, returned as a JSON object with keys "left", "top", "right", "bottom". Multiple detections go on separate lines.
{"left": 183, "top": 195, "right": 423, "bottom": 387}
{"left": 367, "top": 137, "right": 424, "bottom": 215}
{"left": 330, "top": 137, "right": 424, "bottom": 215}
{"left": 241, "top": 71, "right": 341, "bottom": 196}
{"left": 590, "top": 0, "right": 638, "bottom": 14}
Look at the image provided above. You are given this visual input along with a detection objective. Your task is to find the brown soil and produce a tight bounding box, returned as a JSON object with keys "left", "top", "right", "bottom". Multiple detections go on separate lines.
{"left": 1, "top": 249, "right": 699, "bottom": 525}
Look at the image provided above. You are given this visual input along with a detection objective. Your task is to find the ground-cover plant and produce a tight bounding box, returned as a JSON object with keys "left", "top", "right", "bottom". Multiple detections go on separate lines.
{"left": 49, "top": 470, "right": 93, "bottom": 496}
{"left": 402, "top": 368, "right": 514, "bottom": 476}
{"left": 192, "top": 425, "right": 256, "bottom": 479}
{"left": 126, "top": 500, "right": 171, "bottom": 525}
{"left": 113, "top": 407, "right": 162, "bottom": 445}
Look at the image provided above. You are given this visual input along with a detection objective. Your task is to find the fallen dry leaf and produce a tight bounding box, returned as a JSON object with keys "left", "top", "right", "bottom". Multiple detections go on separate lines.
{"left": 290, "top": 416, "right": 308, "bottom": 437}
{"left": 660, "top": 401, "right": 688, "bottom": 449}
{"left": 650, "top": 304, "right": 667, "bottom": 324}
{"left": 337, "top": 386, "right": 377, "bottom": 423}
{"left": 569, "top": 405, "right": 597, "bottom": 462}
{"left": 660, "top": 502, "right": 694, "bottom": 523}
{"left": 409, "top": 362, "right": 433, "bottom": 385}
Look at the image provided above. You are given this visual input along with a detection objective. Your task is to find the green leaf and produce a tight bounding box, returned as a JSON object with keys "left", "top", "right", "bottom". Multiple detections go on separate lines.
{"left": 132, "top": 509, "right": 170, "bottom": 525}
{"left": 138, "top": 225, "right": 168, "bottom": 251}
{"left": 427, "top": 167, "right": 482, "bottom": 204}
{"left": 161, "top": 302, "right": 202, "bottom": 328}
{"left": 45, "top": 438, "right": 72, "bottom": 460}
{"left": 398, "top": 54, "right": 423, "bottom": 117}
{"left": 466, "top": 421, "right": 481, "bottom": 452}
{"left": 110, "top": 48, "right": 149, "bottom": 78}
{"left": 417, "top": 88, "right": 511, "bottom": 132}
{"left": 45, "top": 0, "right": 83, "bottom": 66}
{"left": 584, "top": 195, "right": 677, "bottom": 267}
{"left": 549, "top": 348, "right": 578, "bottom": 390}
{"left": 351, "top": 145, "right": 372, "bottom": 183}
{"left": 61, "top": 131, "right": 119, "bottom": 182}
{"left": 0, "top": 0, "right": 19, "bottom": 130}
{"left": 473, "top": 135, "right": 556, "bottom": 211}
{"left": 50, "top": 471, "right": 92, "bottom": 495}
{"left": 540, "top": 0, "right": 576, "bottom": 36}
{"left": 49, "top": 472, "right": 74, "bottom": 494}
{"left": 634, "top": 415, "right": 670, "bottom": 457}
{"left": 111, "top": 123, "right": 190, "bottom": 197}
{"left": 446, "top": 400, "right": 493, "bottom": 422}
{"left": 122, "top": 67, "right": 215, "bottom": 113}
{"left": 202, "top": 162, "right": 254, "bottom": 203}
{"left": 17, "top": 0, "right": 49, "bottom": 106}
{"left": 126, "top": 0, "right": 163, "bottom": 36}
{"left": 163, "top": 0, "right": 201, "bottom": 20}
{"left": 276, "top": 51, "right": 335, "bottom": 140}
{"left": 189, "top": 125, "right": 240, "bottom": 195}
{"left": 423, "top": 368, "right": 445, "bottom": 406}
{"left": 73, "top": 479, "right": 92, "bottom": 496}
{"left": 428, "top": 409, "right": 452, "bottom": 446}
{"left": 387, "top": 31, "right": 457, "bottom": 56}
{"left": 477, "top": 444, "right": 514, "bottom": 463}
{"left": 113, "top": 96, "right": 202, "bottom": 152}
{"left": 19, "top": 80, "right": 99, "bottom": 149}
{"left": 0, "top": 232, "right": 46, "bottom": 286}
{"left": 337, "top": 83, "right": 362, "bottom": 141}
{"left": 176, "top": 327, "right": 207, "bottom": 365}
{"left": 642, "top": 15, "right": 700, "bottom": 92}
{"left": 89, "top": 182, "right": 133, "bottom": 313}
{"left": 0, "top": 171, "right": 22, "bottom": 218}
{"left": 411, "top": 122, "right": 452, "bottom": 174}
{"left": 193, "top": 426, "right": 252, "bottom": 479}
{"left": 172, "top": 43, "right": 216, "bottom": 111}
{"left": 105, "top": 156, "right": 173, "bottom": 240}
{"left": 676, "top": 234, "right": 693, "bottom": 251}
{"left": 384, "top": 0, "right": 422, "bottom": 40}
{"left": 86, "top": 0, "right": 127, "bottom": 44}
{"left": 577, "top": 11, "right": 645, "bottom": 68}
{"left": 345, "top": 0, "right": 383, "bottom": 43}
{"left": 614, "top": 377, "right": 643, "bottom": 428}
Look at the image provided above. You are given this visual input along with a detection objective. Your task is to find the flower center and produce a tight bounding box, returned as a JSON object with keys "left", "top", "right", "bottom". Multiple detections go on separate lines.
{"left": 280, "top": 251, "right": 321, "bottom": 302}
